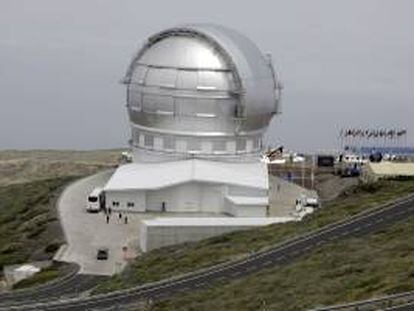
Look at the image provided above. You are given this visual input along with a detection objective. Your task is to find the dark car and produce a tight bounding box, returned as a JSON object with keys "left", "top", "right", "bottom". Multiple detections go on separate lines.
{"left": 96, "top": 248, "right": 109, "bottom": 260}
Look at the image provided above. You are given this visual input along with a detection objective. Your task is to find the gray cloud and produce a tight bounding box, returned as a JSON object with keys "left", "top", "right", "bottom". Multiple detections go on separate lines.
{"left": 0, "top": 0, "right": 413, "bottom": 151}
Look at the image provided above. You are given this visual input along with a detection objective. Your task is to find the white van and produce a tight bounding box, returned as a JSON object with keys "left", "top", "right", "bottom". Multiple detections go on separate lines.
{"left": 87, "top": 187, "right": 104, "bottom": 212}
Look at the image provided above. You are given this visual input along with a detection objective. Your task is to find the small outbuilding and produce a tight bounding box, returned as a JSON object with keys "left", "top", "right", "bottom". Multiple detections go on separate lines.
{"left": 363, "top": 162, "right": 414, "bottom": 182}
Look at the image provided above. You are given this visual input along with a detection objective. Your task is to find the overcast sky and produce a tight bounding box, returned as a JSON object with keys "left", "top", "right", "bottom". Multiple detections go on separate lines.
{"left": 1, "top": 0, "right": 413, "bottom": 152}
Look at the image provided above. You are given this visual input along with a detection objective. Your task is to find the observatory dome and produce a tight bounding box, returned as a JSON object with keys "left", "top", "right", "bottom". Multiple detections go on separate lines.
{"left": 124, "top": 24, "right": 282, "bottom": 162}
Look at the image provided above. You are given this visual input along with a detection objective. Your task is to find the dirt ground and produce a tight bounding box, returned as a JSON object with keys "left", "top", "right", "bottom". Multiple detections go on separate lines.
{"left": 314, "top": 173, "right": 360, "bottom": 202}
{"left": 0, "top": 149, "right": 123, "bottom": 186}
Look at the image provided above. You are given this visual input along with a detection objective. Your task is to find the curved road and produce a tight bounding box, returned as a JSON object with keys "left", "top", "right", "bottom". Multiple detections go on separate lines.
{"left": 56, "top": 170, "right": 143, "bottom": 276}
{"left": 3, "top": 193, "right": 414, "bottom": 310}
{"left": 0, "top": 265, "right": 107, "bottom": 309}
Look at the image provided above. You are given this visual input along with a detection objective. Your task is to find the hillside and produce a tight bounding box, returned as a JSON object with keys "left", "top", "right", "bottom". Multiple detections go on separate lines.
{"left": 0, "top": 149, "right": 123, "bottom": 289}
{"left": 0, "top": 149, "right": 122, "bottom": 186}
{"left": 0, "top": 177, "right": 76, "bottom": 272}
{"left": 153, "top": 211, "right": 414, "bottom": 310}
{"left": 95, "top": 178, "right": 414, "bottom": 298}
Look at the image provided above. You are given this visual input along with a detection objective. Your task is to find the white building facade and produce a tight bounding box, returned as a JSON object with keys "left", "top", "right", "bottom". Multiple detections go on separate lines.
{"left": 104, "top": 160, "right": 268, "bottom": 217}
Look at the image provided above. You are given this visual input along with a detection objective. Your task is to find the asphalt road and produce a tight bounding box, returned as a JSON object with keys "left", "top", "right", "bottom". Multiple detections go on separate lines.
{"left": 0, "top": 263, "right": 107, "bottom": 308}
{"left": 4, "top": 193, "right": 414, "bottom": 310}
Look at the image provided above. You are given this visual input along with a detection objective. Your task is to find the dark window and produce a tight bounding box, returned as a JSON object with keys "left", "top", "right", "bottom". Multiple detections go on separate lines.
{"left": 112, "top": 201, "right": 120, "bottom": 207}
{"left": 188, "top": 139, "right": 201, "bottom": 151}
{"left": 164, "top": 136, "right": 175, "bottom": 150}
{"left": 133, "top": 129, "right": 140, "bottom": 141}
{"left": 88, "top": 196, "right": 98, "bottom": 203}
{"left": 127, "top": 202, "right": 135, "bottom": 207}
{"left": 144, "top": 135, "right": 154, "bottom": 147}
{"left": 213, "top": 140, "right": 226, "bottom": 151}
{"left": 253, "top": 138, "right": 260, "bottom": 149}
{"left": 236, "top": 138, "right": 246, "bottom": 151}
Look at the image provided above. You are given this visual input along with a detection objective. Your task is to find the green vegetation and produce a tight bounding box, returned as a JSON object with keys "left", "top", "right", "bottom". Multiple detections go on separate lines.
{"left": 94, "top": 178, "right": 414, "bottom": 294}
{"left": 153, "top": 213, "right": 414, "bottom": 311}
{"left": 0, "top": 149, "right": 120, "bottom": 289}
{"left": 0, "top": 176, "right": 79, "bottom": 273}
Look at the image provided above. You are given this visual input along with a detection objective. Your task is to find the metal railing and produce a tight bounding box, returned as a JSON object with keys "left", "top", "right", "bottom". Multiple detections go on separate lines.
{"left": 310, "top": 290, "right": 414, "bottom": 311}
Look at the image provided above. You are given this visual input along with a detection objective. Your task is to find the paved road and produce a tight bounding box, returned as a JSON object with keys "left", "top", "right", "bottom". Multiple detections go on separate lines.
{"left": 6, "top": 193, "right": 413, "bottom": 310}
{"left": 57, "top": 170, "right": 146, "bottom": 276}
{"left": 0, "top": 272, "right": 106, "bottom": 308}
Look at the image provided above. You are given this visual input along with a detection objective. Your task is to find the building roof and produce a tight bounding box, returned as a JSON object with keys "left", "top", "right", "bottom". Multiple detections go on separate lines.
{"left": 367, "top": 162, "right": 414, "bottom": 176}
{"left": 125, "top": 23, "right": 280, "bottom": 117}
{"left": 141, "top": 217, "right": 294, "bottom": 227}
{"left": 104, "top": 159, "right": 268, "bottom": 191}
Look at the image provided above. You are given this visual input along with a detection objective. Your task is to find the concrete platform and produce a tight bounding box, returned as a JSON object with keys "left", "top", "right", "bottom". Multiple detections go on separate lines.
{"left": 56, "top": 170, "right": 147, "bottom": 276}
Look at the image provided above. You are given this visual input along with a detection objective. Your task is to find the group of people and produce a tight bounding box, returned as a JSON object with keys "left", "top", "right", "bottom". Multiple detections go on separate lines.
{"left": 104, "top": 207, "right": 128, "bottom": 225}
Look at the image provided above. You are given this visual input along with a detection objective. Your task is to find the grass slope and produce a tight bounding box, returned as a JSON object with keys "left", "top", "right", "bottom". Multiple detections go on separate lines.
{"left": 153, "top": 212, "right": 414, "bottom": 311}
{"left": 95, "top": 178, "right": 414, "bottom": 294}
{"left": 0, "top": 149, "right": 121, "bottom": 289}
{"left": 0, "top": 177, "right": 78, "bottom": 274}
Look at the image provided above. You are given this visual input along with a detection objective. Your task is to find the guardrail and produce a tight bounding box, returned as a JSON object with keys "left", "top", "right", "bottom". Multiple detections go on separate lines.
{"left": 0, "top": 264, "right": 107, "bottom": 308}
{"left": 0, "top": 262, "right": 79, "bottom": 300}
{"left": 3, "top": 193, "right": 414, "bottom": 310}
{"left": 309, "top": 290, "right": 414, "bottom": 310}
{"left": 387, "top": 301, "right": 414, "bottom": 311}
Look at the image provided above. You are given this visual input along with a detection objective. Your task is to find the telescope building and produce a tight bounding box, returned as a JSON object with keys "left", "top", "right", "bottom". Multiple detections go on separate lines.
{"left": 104, "top": 24, "right": 282, "bottom": 219}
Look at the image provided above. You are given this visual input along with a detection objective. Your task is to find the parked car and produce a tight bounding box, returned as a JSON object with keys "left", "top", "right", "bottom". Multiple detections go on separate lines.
{"left": 96, "top": 247, "right": 109, "bottom": 260}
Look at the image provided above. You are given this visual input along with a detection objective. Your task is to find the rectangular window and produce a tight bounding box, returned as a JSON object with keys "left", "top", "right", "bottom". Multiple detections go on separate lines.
{"left": 163, "top": 136, "right": 175, "bottom": 150}
{"left": 144, "top": 134, "right": 154, "bottom": 147}
{"left": 127, "top": 202, "right": 135, "bottom": 207}
{"left": 236, "top": 138, "right": 247, "bottom": 151}
{"left": 153, "top": 136, "right": 163, "bottom": 150}
{"left": 112, "top": 201, "right": 120, "bottom": 207}
{"left": 253, "top": 138, "right": 261, "bottom": 149}
{"left": 132, "top": 129, "right": 139, "bottom": 142}
{"left": 213, "top": 140, "right": 226, "bottom": 152}
{"left": 188, "top": 139, "right": 201, "bottom": 152}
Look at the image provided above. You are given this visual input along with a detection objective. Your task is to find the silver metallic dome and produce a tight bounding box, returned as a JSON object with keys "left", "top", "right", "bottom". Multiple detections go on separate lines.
{"left": 124, "top": 24, "right": 282, "bottom": 162}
